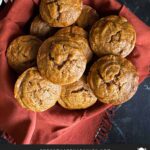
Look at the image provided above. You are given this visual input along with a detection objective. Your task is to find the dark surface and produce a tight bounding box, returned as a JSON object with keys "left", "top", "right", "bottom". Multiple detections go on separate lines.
{"left": 119, "top": 0, "right": 150, "bottom": 26}
{"left": 0, "top": 0, "right": 150, "bottom": 144}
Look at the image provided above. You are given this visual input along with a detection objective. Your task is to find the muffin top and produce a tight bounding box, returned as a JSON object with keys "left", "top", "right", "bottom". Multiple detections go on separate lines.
{"left": 14, "top": 67, "right": 61, "bottom": 112}
{"left": 40, "top": 0, "right": 83, "bottom": 27}
{"left": 37, "top": 36, "right": 87, "bottom": 85}
{"left": 90, "top": 15, "right": 136, "bottom": 57}
{"left": 7, "top": 35, "right": 42, "bottom": 73}
{"left": 88, "top": 55, "right": 139, "bottom": 105}
{"left": 76, "top": 5, "right": 99, "bottom": 29}
{"left": 58, "top": 77, "right": 97, "bottom": 110}
{"left": 30, "top": 16, "right": 52, "bottom": 39}
{"left": 55, "top": 25, "right": 88, "bottom": 38}
{"left": 55, "top": 28, "right": 92, "bottom": 62}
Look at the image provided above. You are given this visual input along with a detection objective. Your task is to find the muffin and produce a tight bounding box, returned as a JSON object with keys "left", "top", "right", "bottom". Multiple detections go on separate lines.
{"left": 58, "top": 77, "right": 97, "bottom": 110}
{"left": 37, "top": 36, "right": 87, "bottom": 85}
{"left": 88, "top": 55, "right": 139, "bottom": 105}
{"left": 90, "top": 15, "right": 136, "bottom": 57}
{"left": 30, "top": 16, "right": 53, "bottom": 39}
{"left": 14, "top": 67, "right": 61, "bottom": 112}
{"left": 55, "top": 25, "right": 88, "bottom": 38}
{"left": 76, "top": 5, "right": 99, "bottom": 29}
{"left": 7, "top": 35, "right": 42, "bottom": 73}
{"left": 55, "top": 27, "right": 92, "bottom": 62}
{"left": 40, "top": 0, "right": 83, "bottom": 27}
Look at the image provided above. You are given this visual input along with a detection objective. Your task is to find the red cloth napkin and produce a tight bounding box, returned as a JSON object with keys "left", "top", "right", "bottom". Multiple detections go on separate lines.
{"left": 0, "top": 0, "right": 150, "bottom": 144}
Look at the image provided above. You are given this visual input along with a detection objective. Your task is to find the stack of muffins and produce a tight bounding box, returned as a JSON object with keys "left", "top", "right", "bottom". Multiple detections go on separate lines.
{"left": 6, "top": 0, "right": 139, "bottom": 112}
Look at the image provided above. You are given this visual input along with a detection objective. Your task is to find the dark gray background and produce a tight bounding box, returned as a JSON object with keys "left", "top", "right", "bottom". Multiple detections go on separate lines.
{"left": 0, "top": 0, "right": 150, "bottom": 144}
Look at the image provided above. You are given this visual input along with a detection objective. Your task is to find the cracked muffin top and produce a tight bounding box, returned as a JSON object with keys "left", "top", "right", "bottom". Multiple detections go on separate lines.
{"left": 58, "top": 76, "right": 97, "bottom": 110}
{"left": 30, "top": 16, "right": 53, "bottom": 39}
{"left": 55, "top": 26, "right": 93, "bottom": 62}
{"left": 89, "top": 15, "right": 136, "bottom": 57}
{"left": 37, "top": 36, "right": 87, "bottom": 85}
{"left": 14, "top": 67, "right": 61, "bottom": 112}
{"left": 55, "top": 25, "right": 88, "bottom": 38}
{"left": 88, "top": 55, "right": 139, "bottom": 105}
{"left": 75, "top": 5, "right": 99, "bottom": 29}
{"left": 40, "top": 0, "right": 83, "bottom": 27}
{"left": 7, "top": 35, "right": 42, "bottom": 73}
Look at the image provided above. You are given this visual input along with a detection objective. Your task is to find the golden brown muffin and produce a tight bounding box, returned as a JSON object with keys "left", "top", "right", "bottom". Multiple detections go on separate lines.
{"left": 40, "top": 0, "right": 83, "bottom": 27}
{"left": 37, "top": 36, "right": 87, "bottom": 85}
{"left": 88, "top": 55, "right": 139, "bottom": 105}
{"left": 90, "top": 15, "right": 136, "bottom": 57}
{"left": 7, "top": 35, "right": 42, "bottom": 73}
{"left": 58, "top": 77, "right": 97, "bottom": 110}
{"left": 55, "top": 27, "right": 93, "bottom": 62}
{"left": 76, "top": 5, "right": 99, "bottom": 29}
{"left": 14, "top": 67, "right": 61, "bottom": 112}
{"left": 55, "top": 25, "right": 88, "bottom": 38}
{"left": 30, "top": 16, "right": 53, "bottom": 39}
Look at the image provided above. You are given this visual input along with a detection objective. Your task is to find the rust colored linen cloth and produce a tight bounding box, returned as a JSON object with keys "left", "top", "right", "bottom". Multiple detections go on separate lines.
{"left": 0, "top": 0, "right": 150, "bottom": 144}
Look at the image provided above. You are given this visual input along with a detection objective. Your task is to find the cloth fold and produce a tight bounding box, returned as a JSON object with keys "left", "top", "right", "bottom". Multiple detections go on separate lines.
{"left": 0, "top": 0, "right": 150, "bottom": 144}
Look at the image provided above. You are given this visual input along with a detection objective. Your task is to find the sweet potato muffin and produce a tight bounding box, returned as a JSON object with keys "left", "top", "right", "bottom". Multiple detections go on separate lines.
{"left": 58, "top": 77, "right": 97, "bottom": 110}
{"left": 7, "top": 35, "right": 42, "bottom": 73}
{"left": 88, "top": 55, "right": 139, "bottom": 105}
{"left": 30, "top": 16, "right": 53, "bottom": 39}
{"left": 14, "top": 67, "right": 61, "bottom": 112}
{"left": 37, "top": 36, "right": 87, "bottom": 85}
{"left": 89, "top": 15, "right": 136, "bottom": 57}
{"left": 76, "top": 5, "right": 99, "bottom": 29}
{"left": 55, "top": 27, "right": 92, "bottom": 62}
{"left": 40, "top": 0, "right": 83, "bottom": 27}
{"left": 55, "top": 25, "right": 88, "bottom": 38}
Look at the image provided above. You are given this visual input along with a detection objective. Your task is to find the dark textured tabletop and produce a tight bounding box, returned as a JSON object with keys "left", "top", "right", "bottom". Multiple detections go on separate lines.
{"left": 0, "top": 0, "right": 150, "bottom": 145}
